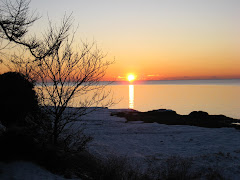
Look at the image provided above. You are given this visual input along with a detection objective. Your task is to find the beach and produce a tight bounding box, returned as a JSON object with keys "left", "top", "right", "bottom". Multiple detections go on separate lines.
{"left": 81, "top": 108, "right": 240, "bottom": 179}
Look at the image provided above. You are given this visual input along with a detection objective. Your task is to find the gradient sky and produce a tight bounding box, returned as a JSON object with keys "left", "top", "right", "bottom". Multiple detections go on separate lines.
{"left": 25, "top": 0, "right": 240, "bottom": 80}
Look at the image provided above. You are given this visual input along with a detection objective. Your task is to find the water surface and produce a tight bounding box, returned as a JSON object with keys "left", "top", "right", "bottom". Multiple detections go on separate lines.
{"left": 107, "top": 80, "right": 240, "bottom": 119}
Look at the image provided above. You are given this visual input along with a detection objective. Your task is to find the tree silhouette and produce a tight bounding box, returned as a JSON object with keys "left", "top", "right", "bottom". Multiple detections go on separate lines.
{"left": 0, "top": 0, "right": 114, "bottom": 146}
{"left": 0, "top": 0, "right": 69, "bottom": 60}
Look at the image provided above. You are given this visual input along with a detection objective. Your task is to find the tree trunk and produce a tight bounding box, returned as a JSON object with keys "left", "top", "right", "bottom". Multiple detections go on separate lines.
{"left": 53, "top": 117, "right": 59, "bottom": 145}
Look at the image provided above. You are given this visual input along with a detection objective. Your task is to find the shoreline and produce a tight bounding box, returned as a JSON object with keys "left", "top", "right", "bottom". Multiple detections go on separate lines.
{"left": 110, "top": 108, "right": 240, "bottom": 129}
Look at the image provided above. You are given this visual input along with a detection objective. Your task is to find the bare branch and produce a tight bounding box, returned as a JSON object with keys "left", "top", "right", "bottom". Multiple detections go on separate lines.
{"left": 2, "top": 0, "right": 115, "bottom": 146}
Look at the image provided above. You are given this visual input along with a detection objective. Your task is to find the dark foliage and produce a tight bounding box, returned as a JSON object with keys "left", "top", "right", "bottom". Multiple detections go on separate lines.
{"left": 0, "top": 72, "right": 38, "bottom": 128}
{"left": 0, "top": 72, "right": 93, "bottom": 172}
{"left": 0, "top": 128, "right": 39, "bottom": 161}
{"left": 95, "top": 156, "right": 144, "bottom": 180}
{"left": 0, "top": 71, "right": 51, "bottom": 162}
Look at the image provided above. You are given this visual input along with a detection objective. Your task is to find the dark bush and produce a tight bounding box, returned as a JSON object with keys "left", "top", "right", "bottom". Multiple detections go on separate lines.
{"left": 0, "top": 128, "right": 39, "bottom": 161}
{"left": 87, "top": 155, "right": 146, "bottom": 180}
{"left": 145, "top": 156, "right": 201, "bottom": 180}
{"left": 0, "top": 72, "right": 38, "bottom": 128}
{"left": 0, "top": 72, "right": 48, "bottom": 162}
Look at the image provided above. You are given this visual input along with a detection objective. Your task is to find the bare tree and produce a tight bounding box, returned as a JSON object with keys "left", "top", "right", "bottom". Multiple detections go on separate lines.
{"left": 0, "top": 0, "right": 70, "bottom": 60}
{"left": 0, "top": 0, "right": 37, "bottom": 50}
{"left": 13, "top": 40, "right": 113, "bottom": 146}
{"left": 39, "top": 40, "right": 113, "bottom": 145}
{"left": 1, "top": 0, "right": 114, "bottom": 147}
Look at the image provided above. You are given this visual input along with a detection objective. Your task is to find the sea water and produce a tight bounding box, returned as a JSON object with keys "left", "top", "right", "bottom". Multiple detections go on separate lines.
{"left": 40, "top": 79, "right": 240, "bottom": 119}
{"left": 104, "top": 79, "right": 240, "bottom": 119}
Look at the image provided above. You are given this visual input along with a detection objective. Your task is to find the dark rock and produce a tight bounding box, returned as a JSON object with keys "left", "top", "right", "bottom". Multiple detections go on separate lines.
{"left": 113, "top": 109, "right": 240, "bottom": 129}
{"left": 189, "top": 111, "right": 209, "bottom": 118}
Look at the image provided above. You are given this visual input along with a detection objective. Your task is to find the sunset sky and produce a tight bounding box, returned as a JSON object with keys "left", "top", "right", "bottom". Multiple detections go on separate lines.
{"left": 14, "top": 0, "right": 240, "bottom": 80}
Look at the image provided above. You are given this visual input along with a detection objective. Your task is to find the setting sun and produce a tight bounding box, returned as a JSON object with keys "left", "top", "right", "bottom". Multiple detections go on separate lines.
{"left": 127, "top": 74, "right": 135, "bottom": 82}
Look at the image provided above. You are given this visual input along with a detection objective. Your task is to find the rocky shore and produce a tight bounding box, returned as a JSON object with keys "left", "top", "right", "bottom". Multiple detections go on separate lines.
{"left": 112, "top": 109, "right": 240, "bottom": 129}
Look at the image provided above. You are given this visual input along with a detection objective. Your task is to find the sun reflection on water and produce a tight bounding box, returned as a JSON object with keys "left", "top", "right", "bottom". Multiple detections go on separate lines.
{"left": 129, "top": 85, "right": 134, "bottom": 109}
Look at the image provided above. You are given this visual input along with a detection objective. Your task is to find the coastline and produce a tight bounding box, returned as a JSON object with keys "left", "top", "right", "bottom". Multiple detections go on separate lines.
{"left": 111, "top": 108, "right": 240, "bottom": 129}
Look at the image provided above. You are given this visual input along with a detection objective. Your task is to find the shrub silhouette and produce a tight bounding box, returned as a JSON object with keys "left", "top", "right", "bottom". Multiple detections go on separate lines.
{"left": 0, "top": 128, "right": 38, "bottom": 161}
{"left": 0, "top": 72, "right": 38, "bottom": 128}
{"left": 0, "top": 72, "right": 42, "bottom": 161}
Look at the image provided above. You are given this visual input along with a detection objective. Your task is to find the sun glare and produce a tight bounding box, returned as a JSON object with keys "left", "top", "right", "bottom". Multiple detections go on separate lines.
{"left": 128, "top": 74, "right": 135, "bottom": 82}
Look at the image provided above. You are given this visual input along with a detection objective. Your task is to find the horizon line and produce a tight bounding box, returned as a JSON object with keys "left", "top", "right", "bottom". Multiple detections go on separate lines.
{"left": 103, "top": 77, "right": 240, "bottom": 83}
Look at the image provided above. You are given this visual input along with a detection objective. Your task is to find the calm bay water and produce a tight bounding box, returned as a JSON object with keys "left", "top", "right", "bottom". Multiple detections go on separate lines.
{"left": 105, "top": 79, "right": 240, "bottom": 119}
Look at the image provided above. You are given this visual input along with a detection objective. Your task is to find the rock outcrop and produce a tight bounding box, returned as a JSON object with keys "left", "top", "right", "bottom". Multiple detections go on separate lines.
{"left": 112, "top": 109, "right": 240, "bottom": 129}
